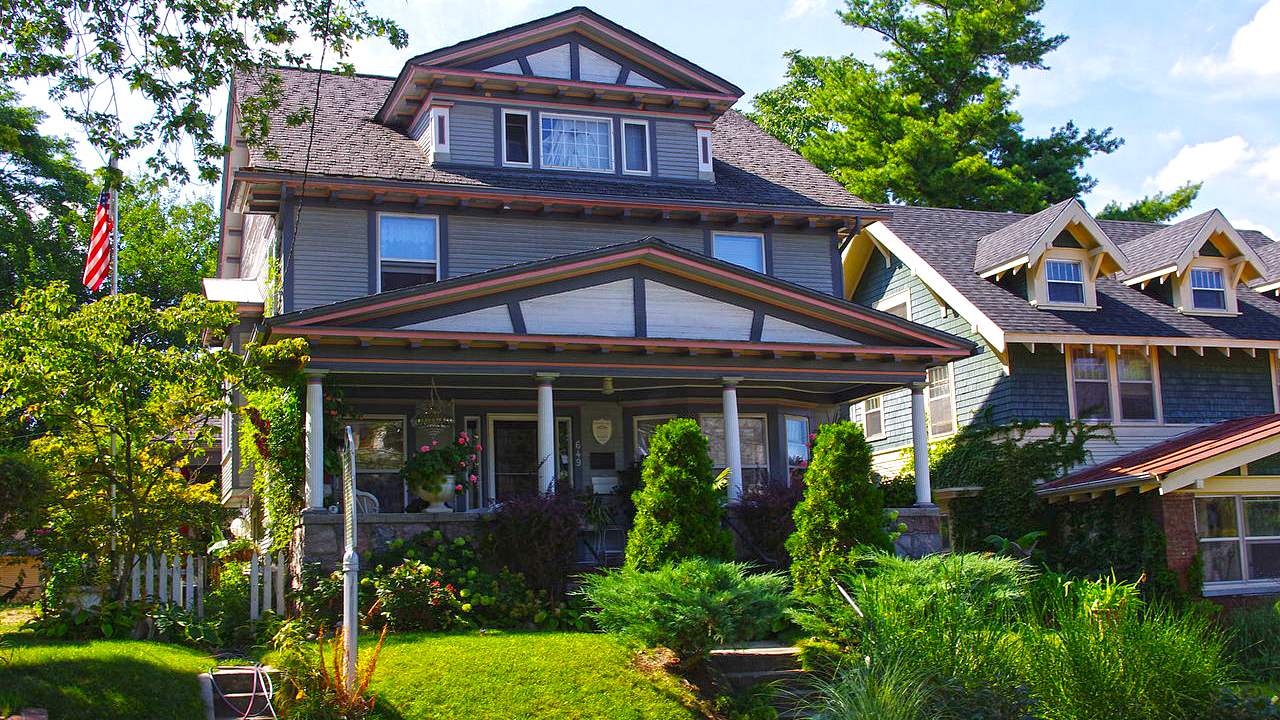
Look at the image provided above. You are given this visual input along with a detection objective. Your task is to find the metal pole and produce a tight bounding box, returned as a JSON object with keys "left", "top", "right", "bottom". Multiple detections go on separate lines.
{"left": 341, "top": 425, "right": 359, "bottom": 693}
{"left": 109, "top": 155, "right": 119, "bottom": 297}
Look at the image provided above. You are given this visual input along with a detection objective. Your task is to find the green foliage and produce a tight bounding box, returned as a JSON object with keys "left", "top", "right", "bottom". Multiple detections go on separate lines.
{"left": 936, "top": 416, "right": 1109, "bottom": 551}
{"left": 787, "top": 421, "right": 891, "bottom": 600}
{"left": 0, "top": 283, "right": 247, "bottom": 599}
{"left": 241, "top": 385, "right": 305, "bottom": 550}
{"left": 482, "top": 492, "right": 583, "bottom": 599}
{"left": 373, "top": 560, "right": 464, "bottom": 632}
{"left": 0, "top": 452, "right": 50, "bottom": 561}
{"left": 748, "top": 0, "right": 1121, "bottom": 212}
{"left": 400, "top": 430, "right": 482, "bottom": 496}
{"left": 0, "top": 0, "right": 406, "bottom": 182}
{"left": 795, "top": 655, "right": 935, "bottom": 720}
{"left": 1096, "top": 182, "right": 1202, "bottom": 223}
{"left": 271, "top": 619, "right": 386, "bottom": 720}
{"left": 1225, "top": 601, "right": 1280, "bottom": 684}
{"left": 581, "top": 558, "right": 791, "bottom": 665}
{"left": 24, "top": 600, "right": 145, "bottom": 640}
{"left": 1046, "top": 491, "right": 1182, "bottom": 597}
{"left": 735, "top": 482, "right": 804, "bottom": 568}
{"left": 625, "top": 418, "right": 733, "bottom": 571}
{"left": 112, "top": 177, "right": 220, "bottom": 307}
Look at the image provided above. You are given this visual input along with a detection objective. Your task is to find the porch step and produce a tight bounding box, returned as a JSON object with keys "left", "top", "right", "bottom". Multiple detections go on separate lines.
{"left": 709, "top": 644, "right": 810, "bottom": 717}
{"left": 200, "top": 666, "right": 280, "bottom": 720}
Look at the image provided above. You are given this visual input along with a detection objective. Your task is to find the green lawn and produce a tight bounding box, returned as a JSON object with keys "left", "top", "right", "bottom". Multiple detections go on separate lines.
{"left": 296, "top": 631, "right": 710, "bottom": 720}
{"left": 0, "top": 631, "right": 211, "bottom": 720}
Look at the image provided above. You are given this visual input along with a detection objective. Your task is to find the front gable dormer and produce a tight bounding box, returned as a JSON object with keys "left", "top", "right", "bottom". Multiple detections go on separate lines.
{"left": 973, "top": 199, "right": 1128, "bottom": 311}
{"left": 376, "top": 8, "right": 740, "bottom": 181}
{"left": 1119, "top": 210, "right": 1267, "bottom": 316}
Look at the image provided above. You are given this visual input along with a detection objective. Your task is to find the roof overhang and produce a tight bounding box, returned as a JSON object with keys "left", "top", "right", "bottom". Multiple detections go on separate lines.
{"left": 1006, "top": 333, "right": 1280, "bottom": 354}
{"left": 975, "top": 199, "right": 1129, "bottom": 278}
{"left": 1122, "top": 210, "right": 1268, "bottom": 286}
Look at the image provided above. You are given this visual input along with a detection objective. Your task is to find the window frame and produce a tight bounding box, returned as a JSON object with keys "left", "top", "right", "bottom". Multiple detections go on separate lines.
{"left": 501, "top": 109, "right": 532, "bottom": 167}
{"left": 926, "top": 364, "right": 956, "bottom": 439}
{"left": 538, "top": 111, "right": 615, "bottom": 173}
{"left": 344, "top": 414, "right": 408, "bottom": 511}
{"left": 632, "top": 414, "right": 677, "bottom": 460}
{"left": 1189, "top": 266, "right": 1227, "bottom": 311}
{"left": 698, "top": 412, "right": 770, "bottom": 488}
{"left": 1197, "top": 494, "right": 1280, "bottom": 593}
{"left": 875, "top": 289, "right": 912, "bottom": 320}
{"left": 1177, "top": 257, "right": 1239, "bottom": 316}
{"left": 1031, "top": 248, "right": 1099, "bottom": 311}
{"left": 851, "top": 394, "right": 886, "bottom": 441}
{"left": 1044, "top": 258, "right": 1086, "bottom": 305}
{"left": 375, "top": 212, "right": 441, "bottom": 293}
{"left": 784, "top": 414, "right": 811, "bottom": 486}
{"left": 1064, "top": 345, "right": 1163, "bottom": 424}
{"left": 620, "top": 119, "right": 651, "bottom": 175}
{"left": 711, "top": 231, "right": 766, "bottom": 273}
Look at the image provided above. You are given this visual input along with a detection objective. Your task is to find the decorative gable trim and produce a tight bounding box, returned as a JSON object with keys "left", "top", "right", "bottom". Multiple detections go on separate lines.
{"left": 974, "top": 199, "right": 1128, "bottom": 278}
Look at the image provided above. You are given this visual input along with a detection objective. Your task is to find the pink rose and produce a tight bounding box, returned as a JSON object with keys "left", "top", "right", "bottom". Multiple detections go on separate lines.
{"left": 420, "top": 445, "right": 429, "bottom": 452}
{"left": 808, "top": 433, "right": 816, "bottom": 440}
{"left": 432, "top": 440, "right": 439, "bottom": 446}
{"left": 799, "top": 460, "right": 809, "bottom": 468}
{"left": 459, "top": 461, "right": 466, "bottom": 467}
{"left": 469, "top": 474, "right": 478, "bottom": 482}
{"left": 468, "top": 453, "right": 476, "bottom": 461}
{"left": 455, "top": 484, "right": 464, "bottom": 492}
{"left": 475, "top": 444, "right": 483, "bottom": 451}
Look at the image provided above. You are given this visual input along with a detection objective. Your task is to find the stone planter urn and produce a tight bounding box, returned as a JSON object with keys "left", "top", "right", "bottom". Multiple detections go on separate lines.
{"left": 64, "top": 585, "right": 106, "bottom": 612}
{"left": 415, "top": 473, "right": 456, "bottom": 512}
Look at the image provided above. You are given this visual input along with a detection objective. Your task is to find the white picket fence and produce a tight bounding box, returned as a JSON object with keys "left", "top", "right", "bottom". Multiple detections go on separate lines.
{"left": 126, "top": 550, "right": 286, "bottom": 620}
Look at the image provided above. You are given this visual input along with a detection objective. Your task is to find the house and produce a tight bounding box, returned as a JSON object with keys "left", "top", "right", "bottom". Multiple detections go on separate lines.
{"left": 205, "top": 7, "right": 973, "bottom": 568}
{"left": 842, "top": 199, "right": 1280, "bottom": 596}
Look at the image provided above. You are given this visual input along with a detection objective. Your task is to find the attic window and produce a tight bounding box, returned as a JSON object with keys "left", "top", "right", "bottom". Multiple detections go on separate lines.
{"left": 1191, "top": 268, "right": 1227, "bottom": 310}
{"left": 540, "top": 113, "right": 613, "bottom": 172}
{"left": 502, "top": 110, "right": 531, "bottom": 166}
{"left": 1200, "top": 242, "right": 1226, "bottom": 258}
{"left": 378, "top": 214, "right": 439, "bottom": 292}
{"left": 1045, "top": 259, "right": 1085, "bottom": 304}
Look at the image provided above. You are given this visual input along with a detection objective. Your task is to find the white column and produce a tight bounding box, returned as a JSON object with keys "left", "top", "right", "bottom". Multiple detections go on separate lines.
{"left": 910, "top": 383, "right": 935, "bottom": 506}
{"left": 722, "top": 377, "right": 744, "bottom": 503}
{"left": 304, "top": 371, "right": 327, "bottom": 510}
{"left": 536, "top": 373, "right": 558, "bottom": 494}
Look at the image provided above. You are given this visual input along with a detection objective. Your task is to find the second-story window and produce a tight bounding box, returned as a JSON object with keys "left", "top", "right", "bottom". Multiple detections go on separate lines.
{"left": 1191, "top": 267, "right": 1227, "bottom": 310}
{"left": 926, "top": 365, "right": 955, "bottom": 437}
{"left": 622, "top": 120, "right": 650, "bottom": 174}
{"left": 851, "top": 395, "right": 884, "bottom": 440}
{"left": 541, "top": 113, "right": 612, "bottom": 172}
{"left": 1071, "top": 347, "right": 1111, "bottom": 420}
{"left": 503, "top": 110, "right": 531, "bottom": 166}
{"left": 1069, "top": 346, "right": 1159, "bottom": 422}
{"left": 1045, "top": 259, "right": 1085, "bottom": 304}
{"left": 713, "top": 232, "right": 765, "bottom": 273}
{"left": 378, "top": 214, "right": 438, "bottom": 292}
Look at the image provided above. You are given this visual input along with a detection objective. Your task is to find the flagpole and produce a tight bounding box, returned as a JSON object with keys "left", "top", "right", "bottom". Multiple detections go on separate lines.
{"left": 109, "top": 155, "right": 119, "bottom": 297}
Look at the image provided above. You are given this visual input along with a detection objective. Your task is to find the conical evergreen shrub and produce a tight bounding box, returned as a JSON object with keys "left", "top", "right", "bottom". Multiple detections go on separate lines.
{"left": 787, "top": 421, "right": 892, "bottom": 598}
{"left": 625, "top": 418, "right": 733, "bottom": 570}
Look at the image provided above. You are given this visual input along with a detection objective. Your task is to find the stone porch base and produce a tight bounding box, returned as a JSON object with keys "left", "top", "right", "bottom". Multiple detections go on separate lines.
{"left": 293, "top": 511, "right": 484, "bottom": 575}
{"left": 893, "top": 506, "right": 944, "bottom": 558}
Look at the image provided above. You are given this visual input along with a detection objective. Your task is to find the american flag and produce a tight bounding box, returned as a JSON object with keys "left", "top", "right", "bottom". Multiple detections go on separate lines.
{"left": 82, "top": 189, "right": 113, "bottom": 291}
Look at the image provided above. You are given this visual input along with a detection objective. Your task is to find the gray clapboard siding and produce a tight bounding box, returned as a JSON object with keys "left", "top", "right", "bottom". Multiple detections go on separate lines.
{"left": 772, "top": 232, "right": 834, "bottom": 294}
{"left": 291, "top": 207, "right": 369, "bottom": 310}
{"left": 447, "top": 216, "right": 705, "bottom": 276}
{"left": 1160, "top": 351, "right": 1274, "bottom": 423}
{"left": 578, "top": 46, "right": 621, "bottom": 83}
{"left": 646, "top": 281, "right": 754, "bottom": 340}
{"left": 450, "top": 104, "right": 496, "bottom": 166}
{"left": 654, "top": 121, "right": 698, "bottom": 180}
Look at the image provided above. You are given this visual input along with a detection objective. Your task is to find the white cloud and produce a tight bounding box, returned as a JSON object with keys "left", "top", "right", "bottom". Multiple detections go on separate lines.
{"left": 1234, "top": 218, "right": 1278, "bottom": 239}
{"left": 784, "top": 0, "right": 827, "bottom": 20}
{"left": 1250, "top": 145, "right": 1280, "bottom": 187}
{"left": 1173, "top": 0, "right": 1280, "bottom": 78}
{"left": 1150, "top": 136, "right": 1255, "bottom": 191}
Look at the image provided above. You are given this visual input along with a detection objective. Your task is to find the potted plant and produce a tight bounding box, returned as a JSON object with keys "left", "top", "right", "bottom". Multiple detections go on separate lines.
{"left": 63, "top": 558, "right": 108, "bottom": 612}
{"left": 401, "top": 431, "right": 482, "bottom": 512}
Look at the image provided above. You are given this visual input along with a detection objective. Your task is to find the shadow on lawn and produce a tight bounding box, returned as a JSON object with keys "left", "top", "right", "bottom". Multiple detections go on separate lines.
{"left": 0, "top": 656, "right": 206, "bottom": 720}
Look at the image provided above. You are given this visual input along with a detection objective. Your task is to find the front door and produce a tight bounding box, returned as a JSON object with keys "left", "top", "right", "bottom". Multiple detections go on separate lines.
{"left": 492, "top": 420, "right": 538, "bottom": 501}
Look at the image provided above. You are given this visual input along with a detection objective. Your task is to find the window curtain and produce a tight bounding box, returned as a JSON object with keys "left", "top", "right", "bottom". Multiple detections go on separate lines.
{"left": 541, "top": 116, "right": 611, "bottom": 170}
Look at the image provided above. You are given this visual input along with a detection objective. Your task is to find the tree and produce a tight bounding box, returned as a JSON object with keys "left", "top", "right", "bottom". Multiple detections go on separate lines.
{"left": 0, "top": 283, "right": 247, "bottom": 599}
{"left": 749, "top": 0, "right": 1122, "bottom": 213}
{"left": 787, "top": 421, "right": 891, "bottom": 599}
{"left": 0, "top": 0, "right": 407, "bottom": 182}
{"left": 625, "top": 418, "right": 733, "bottom": 571}
{"left": 0, "top": 85, "right": 93, "bottom": 309}
{"left": 114, "top": 178, "right": 220, "bottom": 307}
{"left": 1095, "top": 182, "right": 1202, "bottom": 223}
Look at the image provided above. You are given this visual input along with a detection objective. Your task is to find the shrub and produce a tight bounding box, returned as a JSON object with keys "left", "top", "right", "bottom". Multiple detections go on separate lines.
{"left": 0, "top": 452, "right": 50, "bottom": 562}
{"left": 372, "top": 560, "right": 464, "bottom": 632}
{"left": 735, "top": 482, "right": 803, "bottom": 568}
{"left": 625, "top": 418, "right": 733, "bottom": 570}
{"left": 796, "top": 654, "right": 933, "bottom": 720}
{"left": 1225, "top": 600, "right": 1280, "bottom": 683}
{"left": 878, "top": 475, "right": 916, "bottom": 508}
{"left": 483, "top": 492, "right": 582, "bottom": 598}
{"left": 581, "top": 558, "right": 790, "bottom": 666}
{"left": 786, "top": 421, "right": 891, "bottom": 599}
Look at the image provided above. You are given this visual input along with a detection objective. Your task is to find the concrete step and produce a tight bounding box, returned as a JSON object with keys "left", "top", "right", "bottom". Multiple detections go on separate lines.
{"left": 208, "top": 666, "right": 280, "bottom": 695}
{"left": 708, "top": 645, "right": 801, "bottom": 675}
{"left": 200, "top": 667, "right": 280, "bottom": 720}
{"left": 723, "top": 668, "right": 807, "bottom": 693}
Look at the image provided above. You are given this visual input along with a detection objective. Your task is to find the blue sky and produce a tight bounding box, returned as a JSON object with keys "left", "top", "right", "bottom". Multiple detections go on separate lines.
{"left": 25, "top": 0, "right": 1280, "bottom": 235}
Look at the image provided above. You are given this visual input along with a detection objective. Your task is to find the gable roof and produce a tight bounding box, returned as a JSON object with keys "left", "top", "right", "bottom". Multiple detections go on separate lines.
{"left": 232, "top": 69, "right": 875, "bottom": 214}
{"left": 1037, "top": 413, "right": 1280, "bottom": 497}
{"left": 972, "top": 198, "right": 1127, "bottom": 276}
{"left": 864, "top": 204, "right": 1280, "bottom": 345}
{"left": 1118, "top": 209, "right": 1266, "bottom": 283}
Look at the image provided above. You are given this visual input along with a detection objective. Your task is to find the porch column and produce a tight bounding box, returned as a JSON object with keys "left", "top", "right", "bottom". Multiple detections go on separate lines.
{"left": 536, "top": 373, "right": 559, "bottom": 494}
{"left": 722, "top": 377, "right": 744, "bottom": 503}
{"left": 304, "top": 370, "right": 328, "bottom": 511}
{"left": 910, "top": 382, "right": 935, "bottom": 507}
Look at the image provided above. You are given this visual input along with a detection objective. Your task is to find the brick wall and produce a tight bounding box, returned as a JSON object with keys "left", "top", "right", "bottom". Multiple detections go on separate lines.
{"left": 1156, "top": 493, "right": 1199, "bottom": 591}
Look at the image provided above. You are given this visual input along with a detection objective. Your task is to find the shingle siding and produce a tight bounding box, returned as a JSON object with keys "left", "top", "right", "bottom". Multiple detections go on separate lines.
{"left": 653, "top": 120, "right": 697, "bottom": 180}
{"left": 1007, "top": 346, "right": 1070, "bottom": 422}
{"left": 1159, "top": 352, "right": 1274, "bottom": 423}
{"left": 291, "top": 207, "right": 369, "bottom": 311}
{"left": 450, "top": 104, "right": 497, "bottom": 166}
{"left": 772, "top": 232, "right": 835, "bottom": 295}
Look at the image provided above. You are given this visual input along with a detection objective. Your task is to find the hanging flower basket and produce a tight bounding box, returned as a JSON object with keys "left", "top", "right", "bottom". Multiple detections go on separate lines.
{"left": 401, "top": 430, "right": 482, "bottom": 511}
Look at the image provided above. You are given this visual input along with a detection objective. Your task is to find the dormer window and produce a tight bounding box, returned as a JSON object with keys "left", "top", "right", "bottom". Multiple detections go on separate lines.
{"left": 1190, "top": 268, "right": 1227, "bottom": 310}
{"left": 540, "top": 113, "right": 612, "bottom": 172}
{"left": 377, "top": 213, "right": 439, "bottom": 292}
{"left": 1045, "top": 259, "right": 1085, "bottom": 304}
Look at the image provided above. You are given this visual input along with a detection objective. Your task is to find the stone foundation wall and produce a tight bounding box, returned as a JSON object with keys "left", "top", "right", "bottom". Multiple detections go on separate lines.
{"left": 892, "top": 506, "right": 943, "bottom": 558}
{"left": 292, "top": 511, "right": 484, "bottom": 576}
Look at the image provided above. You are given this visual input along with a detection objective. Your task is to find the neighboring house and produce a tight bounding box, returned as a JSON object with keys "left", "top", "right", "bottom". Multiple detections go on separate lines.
{"left": 842, "top": 200, "right": 1280, "bottom": 595}
{"left": 205, "top": 8, "right": 972, "bottom": 567}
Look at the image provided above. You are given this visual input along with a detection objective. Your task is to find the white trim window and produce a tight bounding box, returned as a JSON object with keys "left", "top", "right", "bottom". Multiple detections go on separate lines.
{"left": 713, "top": 232, "right": 765, "bottom": 273}
{"left": 851, "top": 395, "right": 885, "bottom": 440}
{"left": 501, "top": 109, "right": 531, "bottom": 166}
{"left": 633, "top": 415, "right": 676, "bottom": 459}
{"left": 1197, "top": 495, "right": 1280, "bottom": 588}
{"left": 926, "top": 365, "right": 955, "bottom": 437}
{"left": 1190, "top": 267, "right": 1227, "bottom": 311}
{"left": 784, "top": 415, "right": 810, "bottom": 485}
{"left": 875, "top": 290, "right": 911, "bottom": 320}
{"left": 1045, "top": 259, "right": 1085, "bottom": 304}
{"left": 346, "top": 415, "right": 407, "bottom": 512}
{"left": 1068, "top": 346, "right": 1160, "bottom": 422}
{"left": 621, "top": 120, "right": 650, "bottom": 175}
{"left": 540, "top": 113, "right": 613, "bottom": 172}
{"left": 377, "top": 213, "right": 439, "bottom": 292}
{"left": 700, "top": 413, "right": 769, "bottom": 490}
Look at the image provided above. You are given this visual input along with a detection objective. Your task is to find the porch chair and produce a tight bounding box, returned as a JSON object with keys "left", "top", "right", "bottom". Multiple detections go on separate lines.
{"left": 354, "top": 489, "right": 380, "bottom": 514}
